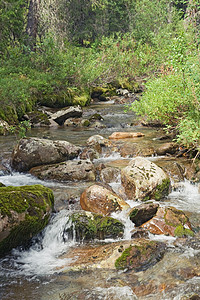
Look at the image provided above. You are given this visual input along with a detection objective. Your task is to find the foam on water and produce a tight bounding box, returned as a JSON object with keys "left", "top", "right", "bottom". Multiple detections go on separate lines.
{"left": 167, "top": 180, "right": 200, "bottom": 212}
{"left": 0, "top": 172, "right": 64, "bottom": 188}
{"left": 88, "top": 286, "right": 137, "bottom": 300}
{"left": 1, "top": 210, "right": 75, "bottom": 277}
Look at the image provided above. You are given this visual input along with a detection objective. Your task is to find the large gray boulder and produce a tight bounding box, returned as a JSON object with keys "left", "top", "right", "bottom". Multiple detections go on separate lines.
{"left": 121, "top": 157, "right": 170, "bottom": 201}
{"left": 11, "top": 137, "right": 81, "bottom": 172}
{"left": 51, "top": 106, "right": 82, "bottom": 125}
{"left": 30, "top": 160, "right": 96, "bottom": 182}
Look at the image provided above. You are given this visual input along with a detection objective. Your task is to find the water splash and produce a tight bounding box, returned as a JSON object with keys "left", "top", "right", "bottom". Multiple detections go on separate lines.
{"left": 1, "top": 210, "right": 75, "bottom": 277}
{"left": 167, "top": 180, "right": 200, "bottom": 213}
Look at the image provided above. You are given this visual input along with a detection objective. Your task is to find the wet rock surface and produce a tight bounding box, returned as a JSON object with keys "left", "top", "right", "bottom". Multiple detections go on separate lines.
{"left": 129, "top": 203, "right": 159, "bottom": 226}
{"left": 115, "top": 239, "right": 166, "bottom": 271}
{"left": 80, "top": 183, "right": 129, "bottom": 215}
{"left": 141, "top": 206, "right": 194, "bottom": 237}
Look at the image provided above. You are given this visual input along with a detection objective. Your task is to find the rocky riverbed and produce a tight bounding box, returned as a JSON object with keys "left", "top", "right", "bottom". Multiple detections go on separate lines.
{"left": 0, "top": 100, "right": 200, "bottom": 300}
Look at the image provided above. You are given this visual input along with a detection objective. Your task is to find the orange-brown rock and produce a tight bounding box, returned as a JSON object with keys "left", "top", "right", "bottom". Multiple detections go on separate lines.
{"left": 141, "top": 207, "right": 194, "bottom": 237}
{"left": 109, "top": 132, "right": 145, "bottom": 139}
{"left": 80, "top": 183, "right": 130, "bottom": 216}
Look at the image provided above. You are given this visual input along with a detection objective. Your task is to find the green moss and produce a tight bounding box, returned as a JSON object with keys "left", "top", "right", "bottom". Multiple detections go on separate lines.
{"left": 153, "top": 178, "right": 170, "bottom": 201}
{"left": 0, "top": 184, "right": 54, "bottom": 257}
{"left": 27, "top": 111, "right": 50, "bottom": 125}
{"left": 0, "top": 184, "right": 54, "bottom": 217}
{"left": 91, "top": 86, "right": 116, "bottom": 99}
{"left": 82, "top": 119, "right": 91, "bottom": 127}
{"left": 115, "top": 245, "right": 132, "bottom": 270}
{"left": 174, "top": 224, "right": 194, "bottom": 237}
{"left": 129, "top": 208, "right": 138, "bottom": 219}
{"left": 68, "top": 212, "right": 124, "bottom": 241}
{"left": 0, "top": 106, "right": 18, "bottom": 124}
{"left": 73, "top": 94, "right": 90, "bottom": 106}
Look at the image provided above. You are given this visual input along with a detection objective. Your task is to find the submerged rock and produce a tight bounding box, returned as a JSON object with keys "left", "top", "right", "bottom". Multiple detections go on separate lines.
{"left": 109, "top": 132, "right": 145, "bottom": 140}
{"left": 121, "top": 157, "right": 170, "bottom": 201}
{"left": 80, "top": 183, "right": 130, "bottom": 216}
{"left": 65, "top": 211, "right": 124, "bottom": 241}
{"left": 11, "top": 137, "right": 81, "bottom": 172}
{"left": 141, "top": 207, "right": 194, "bottom": 237}
{"left": 0, "top": 184, "right": 54, "bottom": 257}
{"left": 30, "top": 160, "right": 96, "bottom": 182}
{"left": 115, "top": 239, "right": 166, "bottom": 271}
{"left": 119, "top": 142, "right": 155, "bottom": 158}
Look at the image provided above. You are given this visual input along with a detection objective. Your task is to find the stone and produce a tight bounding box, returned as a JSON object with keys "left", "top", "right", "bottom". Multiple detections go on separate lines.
{"left": 65, "top": 211, "right": 124, "bottom": 241}
{"left": 79, "top": 147, "right": 99, "bottom": 161}
{"left": 30, "top": 160, "right": 96, "bottom": 182}
{"left": 100, "top": 167, "right": 120, "bottom": 183}
{"left": 121, "top": 157, "right": 170, "bottom": 201}
{"left": 90, "top": 121, "right": 106, "bottom": 129}
{"left": 156, "top": 142, "right": 178, "bottom": 156}
{"left": 129, "top": 203, "right": 159, "bottom": 226}
{"left": 119, "top": 142, "right": 155, "bottom": 157}
{"left": 51, "top": 106, "right": 82, "bottom": 125}
{"left": 0, "top": 119, "right": 9, "bottom": 136}
{"left": 86, "top": 135, "right": 111, "bottom": 153}
{"left": 109, "top": 132, "right": 145, "bottom": 139}
{"left": 0, "top": 184, "right": 54, "bottom": 257}
{"left": 115, "top": 239, "right": 166, "bottom": 271}
{"left": 11, "top": 137, "right": 81, "bottom": 172}
{"left": 80, "top": 183, "right": 130, "bottom": 216}
{"left": 141, "top": 207, "right": 194, "bottom": 237}
{"left": 64, "top": 117, "right": 82, "bottom": 127}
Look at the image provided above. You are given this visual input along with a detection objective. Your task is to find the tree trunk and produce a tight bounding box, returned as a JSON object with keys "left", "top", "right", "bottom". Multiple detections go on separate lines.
{"left": 26, "top": 0, "right": 40, "bottom": 50}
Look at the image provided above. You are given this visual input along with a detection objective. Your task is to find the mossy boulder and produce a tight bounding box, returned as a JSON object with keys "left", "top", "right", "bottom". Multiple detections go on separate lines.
{"left": 141, "top": 207, "right": 194, "bottom": 237}
{"left": 121, "top": 157, "right": 170, "bottom": 201}
{"left": 115, "top": 239, "right": 166, "bottom": 271}
{"left": 91, "top": 86, "right": 116, "bottom": 101}
{"left": 0, "top": 184, "right": 54, "bottom": 257}
{"left": 25, "top": 110, "right": 50, "bottom": 127}
{"left": 65, "top": 211, "right": 124, "bottom": 241}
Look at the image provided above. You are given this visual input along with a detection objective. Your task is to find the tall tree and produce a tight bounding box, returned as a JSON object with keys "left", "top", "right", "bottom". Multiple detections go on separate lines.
{"left": 26, "top": 0, "right": 40, "bottom": 50}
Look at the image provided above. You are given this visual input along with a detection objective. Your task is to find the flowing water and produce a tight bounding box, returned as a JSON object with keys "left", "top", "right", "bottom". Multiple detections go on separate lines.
{"left": 0, "top": 101, "right": 200, "bottom": 299}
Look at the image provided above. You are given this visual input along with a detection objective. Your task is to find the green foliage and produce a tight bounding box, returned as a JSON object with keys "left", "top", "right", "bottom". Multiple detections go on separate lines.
{"left": 130, "top": 20, "right": 200, "bottom": 149}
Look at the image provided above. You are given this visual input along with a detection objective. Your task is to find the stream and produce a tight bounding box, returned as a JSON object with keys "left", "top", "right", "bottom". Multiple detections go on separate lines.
{"left": 0, "top": 101, "right": 200, "bottom": 300}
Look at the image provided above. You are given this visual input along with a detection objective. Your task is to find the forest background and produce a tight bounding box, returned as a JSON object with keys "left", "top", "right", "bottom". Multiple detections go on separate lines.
{"left": 0, "top": 0, "right": 199, "bottom": 151}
